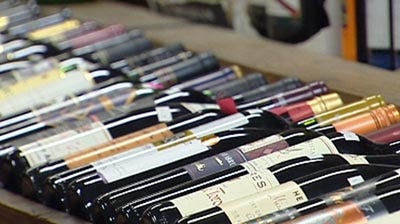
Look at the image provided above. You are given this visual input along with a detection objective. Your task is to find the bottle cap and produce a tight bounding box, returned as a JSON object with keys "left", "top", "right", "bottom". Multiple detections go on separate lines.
{"left": 199, "top": 52, "right": 219, "bottom": 72}
{"left": 231, "top": 65, "right": 243, "bottom": 78}
{"left": 70, "top": 24, "right": 127, "bottom": 49}
{"left": 27, "top": 19, "right": 80, "bottom": 41}
{"left": 282, "top": 77, "right": 304, "bottom": 91}
{"left": 307, "top": 81, "right": 328, "bottom": 96}
{"left": 370, "top": 104, "right": 400, "bottom": 129}
{"left": 364, "top": 95, "right": 387, "bottom": 109}
{"left": 309, "top": 93, "right": 343, "bottom": 115}
{"left": 217, "top": 97, "right": 238, "bottom": 115}
{"left": 333, "top": 105, "right": 400, "bottom": 135}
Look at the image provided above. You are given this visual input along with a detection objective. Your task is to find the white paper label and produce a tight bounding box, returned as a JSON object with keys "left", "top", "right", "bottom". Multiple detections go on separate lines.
{"left": 368, "top": 211, "right": 400, "bottom": 224}
{"left": 173, "top": 166, "right": 280, "bottom": 217}
{"left": 245, "top": 136, "right": 340, "bottom": 168}
{"left": 189, "top": 113, "right": 249, "bottom": 138}
{"left": 155, "top": 106, "right": 173, "bottom": 122}
{"left": 238, "top": 135, "right": 284, "bottom": 153}
{"left": 0, "top": 69, "right": 94, "bottom": 117}
{"left": 95, "top": 139, "right": 208, "bottom": 183}
{"left": 181, "top": 102, "right": 220, "bottom": 113}
{"left": 221, "top": 181, "right": 308, "bottom": 223}
{"left": 347, "top": 175, "right": 365, "bottom": 186}
{"left": 340, "top": 154, "right": 369, "bottom": 165}
{"left": 341, "top": 131, "right": 360, "bottom": 141}
{"left": 20, "top": 121, "right": 112, "bottom": 167}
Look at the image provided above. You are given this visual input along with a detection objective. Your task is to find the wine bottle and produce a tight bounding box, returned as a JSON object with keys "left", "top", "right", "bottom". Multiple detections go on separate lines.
{"left": 110, "top": 42, "right": 186, "bottom": 71}
{"left": 25, "top": 19, "right": 82, "bottom": 42}
{"left": 46, "top": 21, "right": 100, "bottom": 44}
{"left": 203, "top": 73, "right": 267, "bottom": 100}
{"left": 169, "top": 164, "right": 398, "bottom": 224}
{"left": 70, "top": 132, "right": 398, "bottom": 221}
{"left": 0, "top": 0, "right": 20, "bottom": 12}
{"left": 39, "top": 110, "right": 288, "bottom": 211}
{"left": 366, "top": 123, "right": 400, "bottom": 144}
{"left": 65, "top": 127, "right": 281, "bottom": 219}
{"left": 125, "top": 51, "right": 194, "bottom": 82}
{"left": 0, "top": 99, "right": 216, "bottom": 188}
{"left": 0, "top": 0, "right": 40, "bottom": 32}
{"left": 20, "top": 108, "right": 229, "bottom": 196}
{"left": 140, "top": 154, "right": 400, "bottom": 224}
{"left": 0, "top": 68, "right": 124, "bottom": 121}
{"left": 280, "top": 183, "right": 400, "bottom": 224}
{"left": 243, "top": 168, "right": 400, "bottom": 224}
{"left": 90, "top": 36, "right": 153, "bottom": 65}
{"left": 297, "top": 95, "right": 386, "bottom": 129}
{"left": 67, "top": 29, "right": 144, "bottom": 58}
{"left": 0, "top": 42, "right": 63, "bottom": 63}
{"left": 0, "top": 52, "right": 217, "bottom": 119}
{"left": 55, "top": 24, "right": 127, "bottom": 50}
{"left": 235, "top": 81, "right": 328, "bottom": 111}
{"left": 269, "top": 93, "right": 343, "bottom": 123}
{"left": 135, "top": 52, "right": 220, "bottom": 89}
{"left": 90, "top": 128, "right": 322, "bottom": 222}
{"left": 0, "top": 39, "right": 31, "bottom": 57}
{"left": 0, "top": 57, "right": 58, "bottom": 90}
{"left": 315, "top": 104, "right": 400, "bottom": 135}
{"left": 232, "top": 77, "right": 304, "bottom": 103}
{"left": 0, "top": 81, "right": 155, "bottom": 133}
{"left": 6, "top": 8, "right": 72, "bottom": 38}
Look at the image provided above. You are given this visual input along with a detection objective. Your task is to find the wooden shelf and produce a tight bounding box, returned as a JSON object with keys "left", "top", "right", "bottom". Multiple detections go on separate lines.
{"left": 0, "top": 1, "right": 398, "bottom": 223}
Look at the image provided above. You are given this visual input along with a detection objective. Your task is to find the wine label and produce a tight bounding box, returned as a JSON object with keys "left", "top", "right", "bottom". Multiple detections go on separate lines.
{"left": 20, "top": 120, "right": 113, "bottom": 167}
{"left": 66, "top": 123, "right": 174, "bottom": 169}
{"left": 189, "top": 113, "right": 249, "bottom": 138}
{"left": 183, "top": 149, "right": 248, "bottom": 180}
{"left": 0, "top": 69, "right": 95, "bottom": 117}
{"left": 182, "top": 135, "right": 286, "bottom": 180}
{"left": 172, "top": 168, "right": 280, "bottom": 217}
{"left": 181, "top": 102, "right": 220, "bottom": 113}
{"left": 341, "top": 131, "right": 360, "bottom": 141}
{"left": 220, "top": 181, "right": 308, "bottom": 223}
{"left": 368, "top": 211, "right": 400, "bottom": 224}
{"left": 0, "top": 16, "right": 9, "bottom": 31}
{"left": 245, "top": 136, "right": 339, "bottom": 169}
{"left": 339, "top": 154, "right": 369, "bottom": 165}
{"left": 27, "top": 20, "right": 81, "bottom": 40}
{"left": 94, "top": 139, "right": 208, "bottom": 183}
{"left": 155, "top": 106, "right": 173, "bottom": 122}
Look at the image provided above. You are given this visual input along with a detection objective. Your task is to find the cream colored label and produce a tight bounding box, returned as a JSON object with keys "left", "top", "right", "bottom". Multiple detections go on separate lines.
{"left": 20, "top": 121, "right": 112, "bottom": 167}
{"left": 172, "top": 167, "right": 280, "bottom": 217}
{"left": 0, "top": 69, "right": 94, "bottom": 117}
{"left": 250, "top": 136, "right": 340, "bottom": 167}
{"left": 238, "top": 135, "right": 284, "bottom": 153}
{"left": 220, "top": 181, "right": 308, "bottom": 223}
{"left": 181, "top": 102, "right": 220, "bottom": 113}
{"left": 66, "top": 123, "right": 174, "bottom": 169}
{"left": 189, "top": 113, "right": 249, "bottom": 138}
{"left": 156, "top": 106, "right": 173, "bottom": 122}
{"left": 0, "top": 16, "right": 9, "bottom": 31}
{"left": 339, "top": 154, "right": 369, "bottom": 165}
{"left": 27, "top": 20, "right": 80, "bottom": 40}
{"left": 368, "top": 211, "right": 400, "bottom": 224}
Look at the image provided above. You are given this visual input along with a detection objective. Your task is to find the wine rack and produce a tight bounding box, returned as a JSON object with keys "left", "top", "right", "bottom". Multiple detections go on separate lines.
{"left": 0, "top": 1, "right": 398, "bottom": 223}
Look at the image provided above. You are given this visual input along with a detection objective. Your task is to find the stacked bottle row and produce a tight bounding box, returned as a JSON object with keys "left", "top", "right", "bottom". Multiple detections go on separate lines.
{"left": 0, "top": 1, "right": 400, "bottom": 224}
